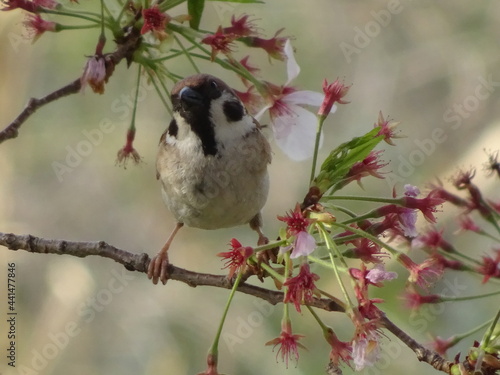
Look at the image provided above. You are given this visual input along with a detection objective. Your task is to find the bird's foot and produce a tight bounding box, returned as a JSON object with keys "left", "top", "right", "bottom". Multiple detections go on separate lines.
{"left": 147, "top": 251, "right": 170, "bottom": 285}
{"left": 243, "top": 241, "right": 280, "bottom": 282}
{"left": 257, "top": 233, "right": 269, "bottom": 246}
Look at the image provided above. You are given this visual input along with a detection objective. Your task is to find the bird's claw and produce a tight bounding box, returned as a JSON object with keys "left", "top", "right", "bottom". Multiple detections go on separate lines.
{"left": 147, "top": 252, "right": 170, "bottom": 285}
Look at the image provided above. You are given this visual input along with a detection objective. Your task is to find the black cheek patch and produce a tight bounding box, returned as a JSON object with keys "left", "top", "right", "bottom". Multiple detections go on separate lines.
{"left": 167, "top": 118, "right": 178, "bottom": 138}
{"left": 223, "top": 101, "right": 245, "bottom": 122}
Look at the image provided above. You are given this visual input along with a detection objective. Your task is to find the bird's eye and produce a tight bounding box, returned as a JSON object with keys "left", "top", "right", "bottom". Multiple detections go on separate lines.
{"left": 207, "top": 79, "right": 222, "bottom": 99}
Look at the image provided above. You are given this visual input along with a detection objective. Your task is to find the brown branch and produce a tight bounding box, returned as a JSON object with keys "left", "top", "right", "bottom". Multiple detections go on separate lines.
{"left": 0, "top": 27, "right": 142, "bottom": 145}
{"left": 0, "top": 79, "right": 82, "bottom": 143}
{"left": 0, "top": 231, "right": 343, "bottom": 312}
{"left": 0, "top": 231, "right": 457, "bottom": 373}
{"left": 380, "top": 314, "right": 453, "bottom": 373}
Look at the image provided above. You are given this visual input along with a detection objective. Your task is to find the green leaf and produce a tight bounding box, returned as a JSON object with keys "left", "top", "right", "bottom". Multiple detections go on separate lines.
{"left": 188, "top": 0, "right": 205, "bottom": 30}
{"left": 313, "top": 127, "right": 384, "bottom": 194}
{"left": 208, "top": 0, "right": 264, "bottom": 3}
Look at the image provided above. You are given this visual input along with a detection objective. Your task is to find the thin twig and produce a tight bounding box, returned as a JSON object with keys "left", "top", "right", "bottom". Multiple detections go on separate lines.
{"left": 0, "top": 26, "right": 142, "bottom": 145}
{"left": 0, "top": 79, "right": 82, "bottom": 143}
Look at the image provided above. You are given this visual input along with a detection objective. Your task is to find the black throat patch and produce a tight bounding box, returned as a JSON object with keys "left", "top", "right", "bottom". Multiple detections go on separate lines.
{"left": 171, "top": 95, "right": 217, "bottom": 157}
{"left": 181, "top": 106, "right": 217, "bottom": 156}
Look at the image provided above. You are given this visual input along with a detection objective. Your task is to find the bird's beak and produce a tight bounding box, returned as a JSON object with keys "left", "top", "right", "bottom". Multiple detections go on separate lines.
{"left": 179, "top": 86, "right": 204, "bottom": 108}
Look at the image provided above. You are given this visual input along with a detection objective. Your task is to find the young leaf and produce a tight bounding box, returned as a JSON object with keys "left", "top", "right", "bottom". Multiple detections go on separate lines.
{"left": 188, "top": 0, "right": 205, "bottom": 30}
{"left": 313, "top": 127, "right": 384, "bottom": 194}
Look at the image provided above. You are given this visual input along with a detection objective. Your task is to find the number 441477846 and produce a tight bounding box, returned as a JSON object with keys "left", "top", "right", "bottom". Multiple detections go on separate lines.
{"left": 7, "top": 263, "right": 15, "bottom": 312}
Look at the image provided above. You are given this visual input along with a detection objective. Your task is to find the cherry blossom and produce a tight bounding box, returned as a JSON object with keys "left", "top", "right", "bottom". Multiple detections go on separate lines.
{"left": 278, "top": 204, "right": 316, "bottom": 258}
{"left": 217, "top": 238, "right": 253, "bottom": 278}
{"left": 255, "top": 40, "right": 336, "bottom": 161}
{"left": 116, "top": 128, "right": 142, "bottom": 167}
{"left": 266, "top": 320, "right": 306, "bottom": 368}
{"left": 283, "top": 263, "right": 320, "bottom": 312}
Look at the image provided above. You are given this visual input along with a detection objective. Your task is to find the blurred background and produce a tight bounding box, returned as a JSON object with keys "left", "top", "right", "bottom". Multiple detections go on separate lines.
{"left": 1, "top": 0, "right": 500, "bottom": 374}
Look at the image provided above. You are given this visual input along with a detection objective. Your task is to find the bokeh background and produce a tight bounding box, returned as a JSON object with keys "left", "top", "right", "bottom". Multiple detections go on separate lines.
{"left": 1, "top": 1, "right": 500, "bottom": 374}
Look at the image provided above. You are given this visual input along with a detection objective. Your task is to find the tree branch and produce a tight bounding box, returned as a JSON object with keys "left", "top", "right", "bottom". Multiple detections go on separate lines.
{"left": 0, "top": 231, "right": 455, "bottom": 373}
{"left": 0, "top": 79, "right": 82, "bottom": 144}
{"left": 0, "top": 231, "right": 343, "bottom": 312}
{"left": 0, "top": 27, "right": 142, "bottom": 145}
{"left": 380, "top": 314, "right": 453, "bottom": 373}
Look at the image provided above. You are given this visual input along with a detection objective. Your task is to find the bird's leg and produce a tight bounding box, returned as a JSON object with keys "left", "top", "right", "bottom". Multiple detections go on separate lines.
{"left": 147, "top": 222, "right": 184, "bottom": 285}
{"left": 249, "top": 213, "right": 279, "bottom": 271}
{"left": 249, "top": 213, "right": 268, "bottom": 246}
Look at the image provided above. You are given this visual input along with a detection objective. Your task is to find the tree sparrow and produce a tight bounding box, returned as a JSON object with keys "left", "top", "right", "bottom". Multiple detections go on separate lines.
{"left": 148, "top": 74, "right": 272, "bottom": 285}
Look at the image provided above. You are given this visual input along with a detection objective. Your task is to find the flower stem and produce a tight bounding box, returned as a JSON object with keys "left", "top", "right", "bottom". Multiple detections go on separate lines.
{"left": 339, "top": 207, "right": 384, "bottom": 225}
{"left": 190, "top": 52, "right": 260, "bottom": 85}
{"left": 453, "top": 318, "right": 493, "bottom": 343}
{"left": 144, "top": 69, "right": 173, "bottom": 117}
{"left": 310, "top": 116, "right": 326, "bottom": 183}
{"left": 316, "top": 288, "right": 346, "bottom": 310}
{"left": 439, "top": 289, "right": 500, "bottom": 302}
{"left": 332, "top": 221, "right": 401, "bottom": 257}
{"left": 160, "top": 0, "right": 187, "bottom": 12}
{"left": 326, "top": 203, "right": 358, "bottom": 218}
{"left": 129, "top": 65, "right": 142, "bottom": 132}
{"left": 174, "top": 34, "right": 200, "bottom": 73}
{"left": 433, "top": 248, "right": 479, "bottom": 268}
{"left": 167, "top": 23, "right": 265, "bottom": 92}
{"left": 317, "top": 223, "right": 354, "bottom": 310}
{"left": 40, "top": 8, "right": 102, "bottom": 24}
{"left": 323, "top": 194, "right": 401, "bottom": 204}
{"left": 307, "top": 255, "right": 336, "bottom": 270}
{"left": 480, "top": 307, "right": 500, "bottom": 349}
{"left": 282, "top": 253, "right": 292, "bottom": 322}
{"left": 478, "top": 230, "right": 500, "bottom": 243}
{"left": 150, "top": 47, "right": 197, "bottom": 62}
{"left": 58, "top": 24, "right": 100, "bottom": 31}
{"left": 209, "top": 271, "right": 244, "bottom": 356}
{"left": 306, "top": 305, "right": 328, "bottom": 331}
{"left": 115, "top": 0, "right": 130, "bottom": 25}
{"left": 259, "top": 261, "right": 285, "bottom": 282}
{"left": 254, "top": 239, "right": 289, "bottom": 253}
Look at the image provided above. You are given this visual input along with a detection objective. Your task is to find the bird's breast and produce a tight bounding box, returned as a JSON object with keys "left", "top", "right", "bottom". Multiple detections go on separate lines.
{"left": 157, "top": 130, "right": 270, "bottom": 230}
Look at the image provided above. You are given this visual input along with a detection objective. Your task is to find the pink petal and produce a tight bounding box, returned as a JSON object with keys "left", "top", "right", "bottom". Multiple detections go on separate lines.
{"left": 254, "top": 104, "right": 271, "bottom": 121}
{"left": 284, "top": 90, "right": 324, "bottom": 107}
{"left": 352, "top": 335, "right": 380, "bottom": 370}
{"left": 404, "top": 184, "right": 420, "bottom": 197}
{"left": 272, "top": 104, "right": 323, "bottom": 161}
{"left": 399, "top": 208, "right": 418, "bottom": 237}
{"left": 366, "top": 264, "right": 398, "bottom": 284}
{"left": 284, "top": 39, "right": 300, "bottom": 85}
{"left": 291, "top": 231, "right": 316, "bottom": 258}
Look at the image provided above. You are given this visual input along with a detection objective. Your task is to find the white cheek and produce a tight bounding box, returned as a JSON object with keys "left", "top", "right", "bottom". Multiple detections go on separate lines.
{"left": 210, "top": 92, "right": 255, "bottom": 144}
{"left": 165, "top": 133, "right": 176, "bottom": 145}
